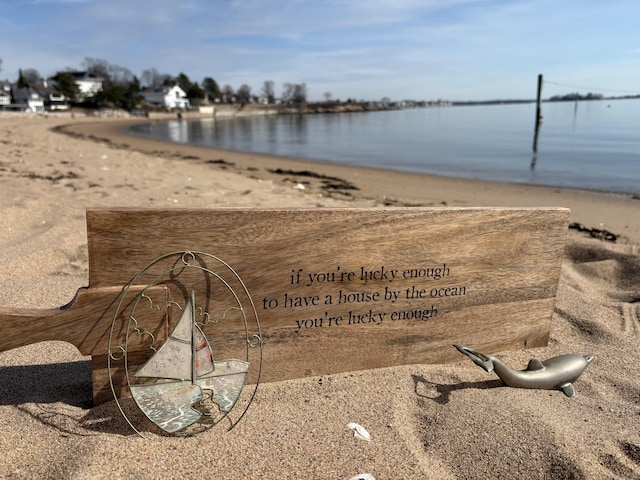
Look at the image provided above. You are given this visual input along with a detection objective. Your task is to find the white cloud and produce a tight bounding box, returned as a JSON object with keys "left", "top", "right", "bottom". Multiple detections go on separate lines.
{"left": 2, "top": 0, "right": 640, "bottom": 100}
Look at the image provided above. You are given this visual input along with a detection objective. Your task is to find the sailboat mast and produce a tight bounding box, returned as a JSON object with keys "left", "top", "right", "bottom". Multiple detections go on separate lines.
{"left": 190, "top": 290, "right": 197, "bottom": 384}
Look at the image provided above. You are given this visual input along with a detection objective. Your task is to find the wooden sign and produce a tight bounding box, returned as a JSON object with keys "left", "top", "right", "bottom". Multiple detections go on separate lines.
{"left": 0, "top": 207, "right": 569, "bottom": 405}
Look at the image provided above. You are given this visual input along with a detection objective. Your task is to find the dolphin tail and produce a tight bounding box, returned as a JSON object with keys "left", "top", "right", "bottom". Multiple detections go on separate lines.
{"left": 453, "top": 344, "right": 494, "bottom": 373}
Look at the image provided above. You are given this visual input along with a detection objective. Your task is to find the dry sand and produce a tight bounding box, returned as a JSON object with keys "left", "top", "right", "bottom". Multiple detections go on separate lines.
{"left": 0, "top": 113, "right": 638, "bottom": 479}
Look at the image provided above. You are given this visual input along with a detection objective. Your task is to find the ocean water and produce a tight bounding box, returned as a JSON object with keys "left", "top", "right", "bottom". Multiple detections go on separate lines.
{"left": 127, "top": 99, "right": 640, "bottom": 195}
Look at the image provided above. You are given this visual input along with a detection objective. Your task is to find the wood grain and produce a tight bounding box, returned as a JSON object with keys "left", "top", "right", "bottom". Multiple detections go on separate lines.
{"left": 0, "top": 207, "right": 570, "bottom": 404}
{"left": 0, "top": 285, "right": 169, "bottom": 355}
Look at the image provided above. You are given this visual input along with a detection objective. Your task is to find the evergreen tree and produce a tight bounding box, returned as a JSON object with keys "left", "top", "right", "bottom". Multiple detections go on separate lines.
{"left": 203, "top": 77, "right": 220, "bottom": 101}
{"left": 186, "top": 83, "right": 205, "bottom": 101}
{"left": 176, "top": 72, "right": 192, "bottom": 93}
{"left": 52, "top": 72, "right": 81, "bottom": 102}
{"left": 17, "top": 68, "right": 28, "bottom": 88}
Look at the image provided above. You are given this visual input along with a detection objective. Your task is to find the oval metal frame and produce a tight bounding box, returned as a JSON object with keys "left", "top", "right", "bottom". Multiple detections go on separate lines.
{"left": 107, "top": 250, "right": 262, "bottom": 438}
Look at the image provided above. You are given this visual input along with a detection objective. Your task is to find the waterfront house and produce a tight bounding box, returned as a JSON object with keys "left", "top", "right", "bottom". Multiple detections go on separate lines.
{"left": 33, "top": 82, "right": 69, "bottom": 110}
{"left": 0, "top": 82, "right": 11, "bottom": 109}
{"left": 12, "top": 87, "right": 45, "bottom": 112}
{"left": 49, "top": 71, "right": 103, "bottom": 100}
{"left": 140, "top": 84, "right": 190, "bottom": 109}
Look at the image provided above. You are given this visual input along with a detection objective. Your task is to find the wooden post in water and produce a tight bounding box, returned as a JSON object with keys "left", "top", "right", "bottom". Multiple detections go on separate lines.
{"left": 533, "top": 74, "right": 543, "bottom": 153}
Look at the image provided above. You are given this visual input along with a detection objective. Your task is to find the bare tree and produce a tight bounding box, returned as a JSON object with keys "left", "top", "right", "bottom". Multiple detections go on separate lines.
{"left": 222, "top": 84, "right": 235, "bottom": 103}
{"left": 282, "top": 83, "right": 307, "bottom": 104}
{"left": 83, "top": 57, "right": 110, "bottom": 81}
{"left": 83, "top": 57, "right": 133, "bottom": 86}
{"left": 236, "top": 84, "right": 252, "bottom": 104}
{"left": 324, "top": 92, "right": 332, "bottom": 102}
{"left": 22, "top": 68, "right": 41, "bottom": 85}
{"left": 282, "top": 82, "right": 294, "bottom": 103}
{"left": 292, "top": 83, "right": 307, "bottom": 104}
{"left": 109, "top": 64, "right": 134, "bottom": 86}
{"left": 81, "top": 57, "right": 139, "bottom": 109}
{"left": 141, "top": 67, "right": 171, "bottom": 89}
{"left": 261, "top": 80, "right": 275, "bottom": 103}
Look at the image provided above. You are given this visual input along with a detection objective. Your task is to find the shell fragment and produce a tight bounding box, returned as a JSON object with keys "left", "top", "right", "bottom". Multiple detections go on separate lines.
{"left": 347, "top": 422, "right": 371, "bottom": 441}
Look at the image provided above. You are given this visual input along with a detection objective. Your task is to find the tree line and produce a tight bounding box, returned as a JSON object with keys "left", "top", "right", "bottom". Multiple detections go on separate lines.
{"left": 3, "top": 57, "right": 308, "bottom": 110}
{"left": 548, "top": 92, "right": 604, "bottom": 102}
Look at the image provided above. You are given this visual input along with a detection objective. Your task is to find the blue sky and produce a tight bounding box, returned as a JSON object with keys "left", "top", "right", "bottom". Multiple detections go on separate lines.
{"left": 1, "top": 0, "right": 639, "bottom": 101}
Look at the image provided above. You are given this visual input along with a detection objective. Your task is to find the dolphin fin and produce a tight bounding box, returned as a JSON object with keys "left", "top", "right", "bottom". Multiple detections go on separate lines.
{"left": 527, "top": 359, "right": 545, "bottom": 371}
{"left": 560, "top": 383, "right": 575, "bottom": 398}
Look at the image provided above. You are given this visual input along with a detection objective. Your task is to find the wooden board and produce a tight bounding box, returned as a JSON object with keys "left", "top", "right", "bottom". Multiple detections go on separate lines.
{"left": 0, "top": 207, "right": 570, "bottom": 404}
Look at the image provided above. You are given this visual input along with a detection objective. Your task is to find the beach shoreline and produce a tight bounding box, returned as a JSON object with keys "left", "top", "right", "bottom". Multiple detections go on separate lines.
{"left": 54, "top": 116, "right": 640, "bottom": 244}
{"left": 1, "top": 113, "right": 639, "bottom": 479}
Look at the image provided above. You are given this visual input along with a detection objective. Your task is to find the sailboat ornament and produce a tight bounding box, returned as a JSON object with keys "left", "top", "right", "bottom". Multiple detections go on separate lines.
{"left": 107, "top": 251, "right": 262, "bottom": 437}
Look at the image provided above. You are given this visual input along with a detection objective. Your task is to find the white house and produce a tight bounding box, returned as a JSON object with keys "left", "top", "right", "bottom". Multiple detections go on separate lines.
{"left": 34, "top": 82, "right": 68, "bottom": 110}
{"left": 0, "top": 82, "right": 11, "bottom": 108}
{"left": 0, "top": 91, "right": 10, "bottom": 107}
{"left": 12, "top": 87, "right": 45, "bottom": 112}
{"left": 141, "top": 85, "right": 190, "bottom": 109}
{"left": 60, "top": 71, "right": 103, "bottom": 100}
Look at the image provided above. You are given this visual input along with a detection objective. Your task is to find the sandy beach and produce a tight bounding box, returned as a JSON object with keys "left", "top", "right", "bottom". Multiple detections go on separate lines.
{"left": 0, "top": 113, "right": 638, "bottom": 479}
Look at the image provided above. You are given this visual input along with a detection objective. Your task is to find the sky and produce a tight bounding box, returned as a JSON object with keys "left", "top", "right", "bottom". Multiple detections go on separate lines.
{"left": 1, "top": 0, "right": 639, "bottom": 102}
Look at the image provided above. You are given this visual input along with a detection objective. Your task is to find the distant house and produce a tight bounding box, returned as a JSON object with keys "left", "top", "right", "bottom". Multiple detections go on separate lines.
{"left": 33, "top": 82, "right": 69, "bottom": 110}
{"left": 0, "top": 82, "right": 11, "bottom": 109}
{"left": 141, "top": 85, "right": 190, "bottom": 109}
{"left": 0, "top": 81, "right": 68, "bottom": 112}
{"left": 12, "top": 87, "right": 45, "bottom": 112}
{"left": 49, "top": 71, "right": 103, "bottom": 100}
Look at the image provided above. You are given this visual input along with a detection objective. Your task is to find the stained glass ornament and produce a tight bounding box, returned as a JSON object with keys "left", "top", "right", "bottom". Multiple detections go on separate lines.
{"left": 107, "top": 251, "right": 262, "bottom": 437}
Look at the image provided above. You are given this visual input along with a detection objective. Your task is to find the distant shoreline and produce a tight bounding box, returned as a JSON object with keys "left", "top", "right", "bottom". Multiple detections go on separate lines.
{"left": 53, "top": 116, "right": 640, "bottom": 243}
{"left": 120, "top": 104, "right": 640, "bottom": 198}
{"left": 58, "top": 115, "right": 640, "bottom": 203}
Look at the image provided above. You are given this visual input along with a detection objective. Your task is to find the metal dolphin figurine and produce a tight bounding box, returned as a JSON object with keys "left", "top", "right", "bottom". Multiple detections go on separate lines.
{"left": 453, "top": 344, "right": 594, "bottom": 397}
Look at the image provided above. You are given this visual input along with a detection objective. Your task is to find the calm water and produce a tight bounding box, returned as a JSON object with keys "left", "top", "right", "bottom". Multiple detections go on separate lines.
{"left": 128, "top": 100, "right": 640, "bottom": 195}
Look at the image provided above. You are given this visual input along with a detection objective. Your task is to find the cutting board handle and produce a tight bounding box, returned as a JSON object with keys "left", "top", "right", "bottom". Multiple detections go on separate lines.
{"left": 0, "top": 288, "right": 91, "bottom": 354}
{"left": 0, "top": 285, "right": 169, "bottom": 356}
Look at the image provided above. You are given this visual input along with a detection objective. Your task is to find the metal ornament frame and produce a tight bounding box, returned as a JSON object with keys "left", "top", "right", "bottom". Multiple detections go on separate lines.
{"left": 107, "top": 251, "right": 262, "bottom": 438}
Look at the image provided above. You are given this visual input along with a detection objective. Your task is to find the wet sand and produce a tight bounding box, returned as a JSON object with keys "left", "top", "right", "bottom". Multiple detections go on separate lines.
{"left": 59, "top": 116, "right": 640, "bottom": 243}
